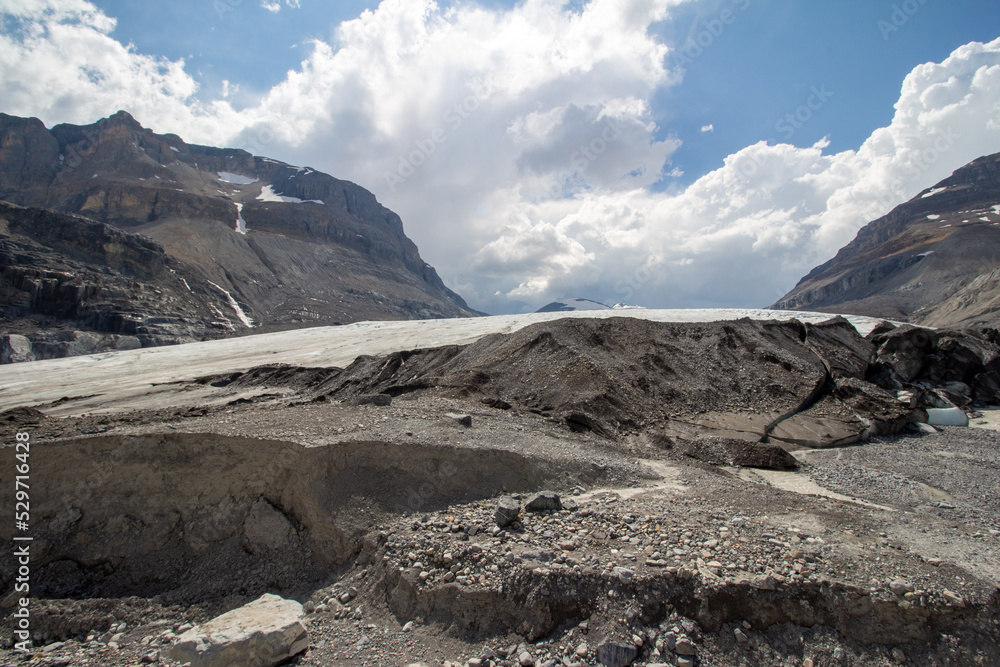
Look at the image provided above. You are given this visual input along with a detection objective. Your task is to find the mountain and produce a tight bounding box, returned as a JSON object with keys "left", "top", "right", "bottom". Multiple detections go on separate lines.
{"left": 772, "top": 151, "right": 1000, "bottom": 327}
{"left": 0, "top": 111, "right": 475, "bottom": 361}
{"left": 536, "top": 297, "right": 611, "bottom": 313}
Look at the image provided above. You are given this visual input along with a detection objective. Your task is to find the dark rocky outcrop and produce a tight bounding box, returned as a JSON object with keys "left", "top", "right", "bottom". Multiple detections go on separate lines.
{"left": 0, "top": 201, "right": 242, "bottom": 360}
{"left": 867, "top": 321, "right": 1000, "bottom": 406}
{"left": 773, "top": 152, "right": 1000, "bottom": 328}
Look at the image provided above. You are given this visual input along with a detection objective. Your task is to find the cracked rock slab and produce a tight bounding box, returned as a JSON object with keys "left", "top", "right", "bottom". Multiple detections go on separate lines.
{"left": 168, "top": 594, "right": 309, "bottom": 667}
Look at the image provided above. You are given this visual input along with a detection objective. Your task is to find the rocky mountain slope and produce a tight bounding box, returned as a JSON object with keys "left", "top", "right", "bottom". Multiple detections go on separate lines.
{"left": 772, "top": 151, "right": 1000, "bottom": 327}
{"left": 0, "top": 111, "right": 475, "bottom": 361}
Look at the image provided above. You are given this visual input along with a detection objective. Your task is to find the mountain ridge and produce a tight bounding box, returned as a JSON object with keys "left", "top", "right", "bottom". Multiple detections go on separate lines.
{"left": 0, "top": 111, "right": 476, "bottom": 361}
{"left": 772, "top": 151, "right": 1000, "bottom": 327}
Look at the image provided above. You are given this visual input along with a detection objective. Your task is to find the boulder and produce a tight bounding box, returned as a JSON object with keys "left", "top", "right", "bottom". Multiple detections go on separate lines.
{"left": 681, "top": 437, "right": 799, "bottom": 470}
{"left": 869, "top": 324, "right": 938, "bottom": 382}
{"left": 832, "top": 377, "right": 912, "bottom": 436}
{"left": 242, "top": 499, "right": 297, "bottom": 555}
{"left": 525, "top": 491, "right": 562, "bottom": 512}
{"left": 0, "top": 334, "right": 34, "bottom": 363}
{"left": 596, "top": 639, "right": 638, "bottom": 667}
{"left": 168, "top": 593, "right": 309, "bottom": 667}
{"left": 495, "top": 496, "right": 520, "bottom": 528}
{"left": 444, "top": 412, "right": 473, "bottom": 427}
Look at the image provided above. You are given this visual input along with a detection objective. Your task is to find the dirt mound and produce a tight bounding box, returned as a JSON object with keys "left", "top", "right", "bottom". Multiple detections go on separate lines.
{"left": 321, "top": 317, "right": 829, "bottom": 439}
{"left": 0, "top": 405, "right": 46, "bottom": 425}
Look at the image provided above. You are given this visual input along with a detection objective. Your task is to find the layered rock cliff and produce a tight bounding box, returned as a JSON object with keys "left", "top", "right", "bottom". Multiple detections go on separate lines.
{"left": 773, "top": 152, "right": 1000, "bottom": 327}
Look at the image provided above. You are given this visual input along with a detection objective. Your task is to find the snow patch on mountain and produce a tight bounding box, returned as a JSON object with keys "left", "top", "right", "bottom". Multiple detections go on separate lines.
{"left": 235, "top": 203, "right": 248, "bottom": 235}
{"left": 208, "top": 281, "right": 254, "bottom": 327}
{"left": 256, "top": 185, "right": 324, "bottom": 205}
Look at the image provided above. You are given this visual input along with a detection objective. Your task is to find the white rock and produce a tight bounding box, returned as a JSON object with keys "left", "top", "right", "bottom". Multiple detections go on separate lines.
{"left": 168, "top": 594, "right": 309, "bottom": 667}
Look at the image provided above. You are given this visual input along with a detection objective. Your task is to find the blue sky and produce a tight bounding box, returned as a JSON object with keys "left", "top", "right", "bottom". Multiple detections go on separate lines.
{"left": 92, "top": 0, "right": 1000, "bottom": 188}
{"left": 2, "top": 0, "right": 1000, "bottom": 313}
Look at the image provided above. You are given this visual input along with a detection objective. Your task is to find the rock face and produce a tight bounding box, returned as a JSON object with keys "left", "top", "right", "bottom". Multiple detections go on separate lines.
{"left": 773, "top": 152, "right": 1000, "bottom": 328}
{"left": 0, "top": 201, "right": 238, "bottom": 358}
{"left": 168, "top": 594, "right": 309, "bottom": 667}
{"left": 867, "top": 322, "right": 1000, "bottom": 406}
{"left": 0, "top": 111, "right": 476, "bottom": 362}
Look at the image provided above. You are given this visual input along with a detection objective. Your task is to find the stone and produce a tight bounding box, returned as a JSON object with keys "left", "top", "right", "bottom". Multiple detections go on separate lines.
{"left": 674, "top": 638, "right": 696, "bottom": 656}
{"left": 942, "top": 590, "right": 965, "bottom": 605}
{"left": 445, "top": 413, "right": 473, "bottom": 427}
{"left": 518, "top": 650, "right": 534, "bottom": 666}
{"left": 734, "top": 627, "right": 748, "bottom": 643}
{"left": 613, "top": 566, "right": 634, "bottom": 584}
{"left": 242, "top": 498, "right": 296, "bottom": 555}
{"left": 596, "top": 640, "right": 638, "bottom": 667}
{"left": 682, "top": 437, "right": 799, "bottom": 470}
{"left": 575, "top": 642, "right": 589, "bottom": 658}
{"left": 495, "top": 497, "right": 521, "bottom": 528}
{"left": 870, "top": 325, "right": 938, "bottom": 383}
{"left": 677, "top": 658, "right": 695, "bottom": 667}
{"left": 0, "top": 334, "right": 35, "bottom": 364}
{"left": 168, "top": 594, "right": 309, "bottom": 667}
{"left": 890, "top": 579, "right": 914, "bottom": 596}
{"left": 525, "top": 491, "right": 562, "bottom": 512}
{"left": 355, "top": 394, "right": 392, "bottom": 407}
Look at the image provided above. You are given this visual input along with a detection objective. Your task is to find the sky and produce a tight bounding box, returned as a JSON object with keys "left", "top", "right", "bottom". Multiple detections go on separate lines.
{"left": 1, "top": 0, "right": 999, "bottom": 314}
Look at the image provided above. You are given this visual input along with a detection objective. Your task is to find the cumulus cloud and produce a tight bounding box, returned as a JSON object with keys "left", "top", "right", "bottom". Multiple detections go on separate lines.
{"left": 0, "top": 0, "right": 239, "bottom": 138}
{"left": 1, "top": 1, "right": 999, "bottom": 314}
{"left": 700, "top": 124, "right": 714, "bottom": 133}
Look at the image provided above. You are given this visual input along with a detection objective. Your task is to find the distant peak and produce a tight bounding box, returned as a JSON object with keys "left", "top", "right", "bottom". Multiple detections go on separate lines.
{"left": 536, "top": 297, "right": 611, "bottom": 313}
{"left": 105, "top": 110, "right": 142, "bottom": 129}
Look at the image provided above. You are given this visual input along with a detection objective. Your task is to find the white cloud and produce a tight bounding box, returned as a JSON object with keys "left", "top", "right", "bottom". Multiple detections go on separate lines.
{"left": 700, "top": 123, "right": 713, "bottom": 133}
{"left": 0, "top": 0, "right": 239, "bottom": 138}
{"left": 260, "top": 0, "right": 299, "bottom": 12}
{"left": 2, "top": 1, "right": 999, "bottom": 314}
